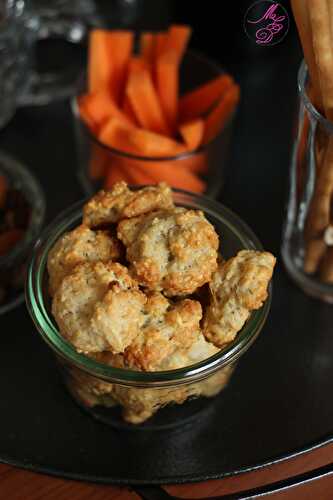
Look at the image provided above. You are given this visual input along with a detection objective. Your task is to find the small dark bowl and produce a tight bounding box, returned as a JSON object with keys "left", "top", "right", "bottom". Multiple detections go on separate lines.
{"left": 0, "top": 151, "right": 46, "bottom": 315}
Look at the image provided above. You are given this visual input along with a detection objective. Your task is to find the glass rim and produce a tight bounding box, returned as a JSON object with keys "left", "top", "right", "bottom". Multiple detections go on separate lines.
{"left": 71, "top": 48, "right": 236, "bottom": 162}
{"left": 298, "top": 59, "right": 333, "bottom": 134}
{"left": 25, "top": 188, "right": 271, "bottom": 388}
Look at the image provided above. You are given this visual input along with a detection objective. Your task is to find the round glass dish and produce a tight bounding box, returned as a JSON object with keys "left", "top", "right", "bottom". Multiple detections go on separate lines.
{"left": 26, "top": 189, "right": 271, "bottom": 429}
{"left": 0, "top": 151, "right": 45, "bottom": 315}
{"left": 72, "top": 50, "right": 237, "bottom": 200}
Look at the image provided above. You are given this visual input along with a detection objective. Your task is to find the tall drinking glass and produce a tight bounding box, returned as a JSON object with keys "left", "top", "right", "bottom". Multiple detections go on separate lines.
{"left": 282, "top": 61, "right": 333, "bottom": 302}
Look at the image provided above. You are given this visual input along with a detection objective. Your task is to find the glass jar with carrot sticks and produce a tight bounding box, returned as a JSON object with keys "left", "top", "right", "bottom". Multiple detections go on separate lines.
{"left": 72, "top": 26, "right": 240, "bottom": 198}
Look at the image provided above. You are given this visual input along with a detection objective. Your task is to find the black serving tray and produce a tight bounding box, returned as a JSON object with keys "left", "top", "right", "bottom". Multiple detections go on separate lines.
{"left": 2, "top": 33, "right": 329, "bottom": 486}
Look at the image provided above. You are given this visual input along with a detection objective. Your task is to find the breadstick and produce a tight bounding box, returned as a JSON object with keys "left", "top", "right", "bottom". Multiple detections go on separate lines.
{"left": 291, "top": 0, "right": 323, "bottom": 110}
{"left": 304, "top": 238, "right": 326, "bottom": 273}
{"left": 320, "top": 218, "right": 333, "bottom": 282}
{"left": 308, "top": 0, "right": 333, "bottom": 120}
{"left": 315, "top": 126, "right": 328, "bottom": 174}
{"left": 304, "top": 137, "right": 333, "bottom": 271}
{"left": 324, "top": 224, "right": 333, "bottom": 245}
{"left": 296, "top": 112, "right": 310, "bottom": 199}
{"left": 320, "top": 246, "right": 333, "bottom": 282}
{"left": 306, "top": 138, "right": 333, "bottom": 237}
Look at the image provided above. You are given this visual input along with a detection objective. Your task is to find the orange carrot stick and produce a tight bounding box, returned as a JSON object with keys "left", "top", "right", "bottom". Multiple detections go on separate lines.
{"left": 0, "top": 175, "right": 7, "bottom": 209}
{"left": 98, "top": 118, "right": 136, "bottom": 154}
{"left": 156, "top": 50, "right": 179, "bottom": 132}
{"left": 164, "top": 25, "right": 191, "bottom": 60}
{"left": 122, "top": 57, "right": 148, "bottom": 125}
{"left": 104, "top": 161, "right": 132, "bottom": 189}
{"left": 78, "top": 92, "right": 135, "bottom": 130}
{"left": 180, "top": 153, "right": 208, "bottom": 174}
{"left": 126, "top": 67, "right": 171, "bottom": 135}
{"left": 129, "top": 128, "right": 186, "bottom": 157}
{"left": 141, "top": 32, "right": 155, "bottom": 63}
{"left": 179, "top": 119, "right": 204, "bottom": 150}
{"left": 78, "top": 98, "right": 100, "bottom": 133}
{"left": 106, "top": 31, "right": 134, "bottom": 102}
{"left": 88, "top": 30, "right": 115, "bottom": 93}
{"left": 120, "top": 158, "right": 156, "bottom": 186}
{"left": 203, "top": 84, "right": 240, "bottom": 144}
{"left": 154, "top": 32, "right": 168, "bottom": 60}
{"left": 122, "top": 96, "right": 138, "bottom": 124}
{"left": 88, "top": 145, "right": 108, "bottom": 180}
{"left": 179, "top": 74, "right": 234, "bottom": 123}
{"left": 134, "top": 160, "right": 206, "bottom": 193}
{"left": 127, "top": 56, "right": 148, "bottom": 73}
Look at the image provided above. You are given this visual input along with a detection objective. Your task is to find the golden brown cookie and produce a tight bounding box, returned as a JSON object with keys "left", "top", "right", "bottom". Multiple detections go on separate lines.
{"left": 124, "top": 292, "right": 218, "bottom": 371}
{"left": 47, "top": 224, "right": 121, "bottom": 296}
{"left": 117, "top": 208, "right": 219, "bottom": 296}
{"left": 203, "top": 250, "right": 276, "bottom": 347}
{"left": 52, "top": 261, "right": 146, "bottom": 354}
{"left": 83, "top": 181, "right": 174, "bottom": 228}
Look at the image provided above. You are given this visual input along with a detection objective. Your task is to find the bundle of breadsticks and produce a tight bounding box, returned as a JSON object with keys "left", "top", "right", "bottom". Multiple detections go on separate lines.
{"left": 292, "top": 0, "right": 333, "bottom": 282}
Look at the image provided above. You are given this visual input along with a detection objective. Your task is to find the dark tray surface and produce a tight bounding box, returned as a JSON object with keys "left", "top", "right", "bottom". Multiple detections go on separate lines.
{"left": 1, "top": 34, "right": 328, "bottom": 485}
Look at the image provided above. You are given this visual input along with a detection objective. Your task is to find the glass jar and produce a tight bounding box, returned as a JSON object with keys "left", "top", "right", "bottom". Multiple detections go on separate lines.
{"left": 282, "top": 61, "right": 333, "bottom": 302}
{"left": 0, "top": 151, "right": 45, "bottom": 314}
{"left": 26, "top": 190, "right": 271, "bottom": 428}
{"left": 72, "top": 51, "right": 237, "bottom": 200}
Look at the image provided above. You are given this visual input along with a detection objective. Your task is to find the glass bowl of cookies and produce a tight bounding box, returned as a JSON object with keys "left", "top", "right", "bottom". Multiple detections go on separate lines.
{"left": 26, "top": 183, "right": 275, "bottom": 428}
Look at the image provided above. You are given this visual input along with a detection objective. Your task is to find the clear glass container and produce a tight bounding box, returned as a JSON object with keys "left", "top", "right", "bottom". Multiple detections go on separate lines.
{"left": 0, "top": 151, "right": 45, "bottom": 314}
{"left": 26, "top": 190, "right": 271, "bottom": 428}
{"left": 72, "top": 51, "right": 237, "bottom": 199}
{"left": 282, "top": 61, "right": 333, "bottom": 302}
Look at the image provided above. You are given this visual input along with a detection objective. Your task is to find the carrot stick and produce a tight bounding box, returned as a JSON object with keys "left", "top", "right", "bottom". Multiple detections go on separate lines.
{"left": 134, "top": 160, "right": 206, "bottom": 193}
{"left": 78, "top": 97, "right": 100, "bottom": 133}
{"left": 163, "top": 25, "right": 191, "bottom": 60}
{"left": 118, "top": 158, "right": 156, "bottom": 186}
{"left": 106, "top": 31, "right": 134, "bottom": 103}
{"left": 98, "top": 118, "right": 136, "bottom": 154}
{"left": 88, "top": 30, "right": 115, "bottom": 93}
{"left": 127, "top": 56, "right": 148, "bottom": 73}
{"left": 178, "top": 153, "right": 208, "bottom": 174}
{"left": 129, "top": 128, "right": 186, "bottom": 157}
{"left": 126, "top": 67, "right": 171, "bottom": 135}
{"left": 122, "top": 96, "right": 138, "bottom": 124}
{"left": 156, "top": 50, "right": 179, "bottom": 132}
{"left": 88, "top": 145, "right": 108, "bottom": 180}
{"left": 122, "top": 57, "right": 148, "bottom": 125}
{"left": 103, "top": 162, "right": 132, "bottom": 189}
{"left": 203, "top": 83, "right": 240, "bottom": 144}
{"left": 100, "top": 121, "right": 185, "bottom": 158}
{"left": 78, "top": 92, "right": 135, "bottom": 130}
{"left": 179, "top": 75, "right": 234, "bottom": 123}
{"left": 179, "top": 119, "right": 204, "bottom": 150}
{"left": 103, "top": 146, "right": 207, "bottom": 191}
{"left": 154, "top": 32, "right": 168, "bottom": 60}
{"left": 0, "top": 175, "right": 7, "bottom": 209}
{"left": 140, "top": 32, "right": 155, "bottom": 63}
